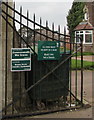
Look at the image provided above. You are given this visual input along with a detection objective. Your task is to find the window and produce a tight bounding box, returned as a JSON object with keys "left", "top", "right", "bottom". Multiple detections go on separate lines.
{"left": 85, "top": 34, "right": 92, "bottom": 43}
{"left": 75, "top": 31, "right": 83, "bottom": 43}
{"left": 85, "top": 31, "right": 92, "bottom": 33}
{"left": 75, "top": 30, "right": 93, "bottom": 44}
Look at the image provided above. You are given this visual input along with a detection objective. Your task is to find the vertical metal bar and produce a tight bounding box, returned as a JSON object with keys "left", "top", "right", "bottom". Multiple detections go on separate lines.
{"left": 25, "top": 10, "right": 29, "bottom": 90}
{"left": 39, "top": 18, "right": 42, "bottom": 100}
{"left": 64, "top": 26, "right": 66, "bottom": 54}
{"left": 33, "top": 14, "right": 36, "bottom": 109}
{"left": 52, "top": 23, "right": 54, "bottom": 41}
{"left": 64, "top": 26, "right": 67, "bottom": 106}
{"left": 40, "top": 17, "right": 42, "bottom": 41}
{"left": 5, "top": 1, "right": 8, "bottom": 115}
{"left": 58, "top": 25, "right": 60, "bottom": 58}
{"left": 27, "top": 10, "right": 29, "bottom": 47}
{"left": 20, "top": 6, "right": 22, "bottom": 47}
{"left": 46, "top": 20, "right": 48, "bottom": 41}
{"left": 13, "top": 2, "right": 15, "bottom": 48}
{"left": 75, "top": 42, "right": 78, "bottom": 105}
{"left": 33, "top": 14, "right": 35, "bottom": 51}
{"left": 69, "top": 35, "right": 72, "bottom": 107}
{"left": 12, "top": 2, "right": 15, "bottom": 114}
{"left": 58, "top": 25, "right": 60, "bottom": 43}
{"left": 32, "top": 55, "right": 34, "bottom": 109}
{"left": 80, "top": 37, "right": 83, "bottom": 106}
{"left": 45, "top": 20, "right": 48, "bottom": 107}
{"left": 63, "top": 27, "right": 67, "bottom": 106}
{"left": 19, "top": 6, "right": 22, "bottom": 108}
{"left": 0, "top": 0, "right": 2, "bottom": 115}
{"left": 58, "top": 25, "right": 60, "bottom": 68}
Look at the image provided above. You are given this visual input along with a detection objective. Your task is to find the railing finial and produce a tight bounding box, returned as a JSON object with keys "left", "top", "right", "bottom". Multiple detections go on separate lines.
{"left": 58, "top": 25, "right": 60, "bottom": 33}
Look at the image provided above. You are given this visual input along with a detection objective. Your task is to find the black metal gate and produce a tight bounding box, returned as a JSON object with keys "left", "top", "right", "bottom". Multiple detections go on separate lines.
{"left": 1, "top": 2, "right": 84, "bottom": 119}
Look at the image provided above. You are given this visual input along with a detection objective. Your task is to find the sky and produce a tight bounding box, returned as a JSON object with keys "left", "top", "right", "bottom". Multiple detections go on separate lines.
{"left": 14, "top": 1, "right": 74, "bottom": 33}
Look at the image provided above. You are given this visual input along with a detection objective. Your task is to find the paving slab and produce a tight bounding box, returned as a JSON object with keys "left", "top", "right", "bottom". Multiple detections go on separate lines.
{"left": 72, "top": 55, "right": 94, "bottom": 62}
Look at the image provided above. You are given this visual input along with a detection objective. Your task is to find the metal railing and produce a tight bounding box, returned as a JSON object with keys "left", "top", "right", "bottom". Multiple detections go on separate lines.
{"left": 1, "top": 2, "right": 83, "bottom": 119}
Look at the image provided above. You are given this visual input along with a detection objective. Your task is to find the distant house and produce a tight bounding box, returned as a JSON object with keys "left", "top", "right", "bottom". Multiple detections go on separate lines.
{"left": 74, "top": 2, "right": 94, "bottom": 53}
{"left": 18, "top": 26, "right": 58, "bottom": 46}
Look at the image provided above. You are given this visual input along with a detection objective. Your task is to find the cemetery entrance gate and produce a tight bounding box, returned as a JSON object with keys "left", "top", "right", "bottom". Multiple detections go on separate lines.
{"left": 1, "top": 2, "right": 84, "bottom": 119}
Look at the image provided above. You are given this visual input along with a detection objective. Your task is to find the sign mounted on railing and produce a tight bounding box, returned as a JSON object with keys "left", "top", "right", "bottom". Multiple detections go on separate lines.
{"left": 38, "top": 41, "right": 60, "bottom": 60}
{"left": 11, "top": 48, "right": 31, "bottom": 71}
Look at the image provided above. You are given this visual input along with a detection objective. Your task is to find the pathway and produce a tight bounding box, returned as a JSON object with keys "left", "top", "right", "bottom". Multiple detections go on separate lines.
{"left": 72, "top": 55, "right": 94, "bottom": 62}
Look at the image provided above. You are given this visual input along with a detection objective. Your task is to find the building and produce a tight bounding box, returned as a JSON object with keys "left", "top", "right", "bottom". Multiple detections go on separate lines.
{"left": 74, "top": 2, "right": 94, "bottom": 52}
{"left": 18, "top": 26, "right": 59, "bottom": 47}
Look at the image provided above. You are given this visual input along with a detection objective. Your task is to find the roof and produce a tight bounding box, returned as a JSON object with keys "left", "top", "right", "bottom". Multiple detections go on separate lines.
{"left": 74, "top": 21, "right": 94, "bottom": 31}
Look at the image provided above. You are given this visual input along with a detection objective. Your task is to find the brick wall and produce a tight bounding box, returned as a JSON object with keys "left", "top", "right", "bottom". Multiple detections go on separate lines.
{"left": 86, "top": 2, "right": 94, "bottom": 26}
{"left": 84, "top": 2, "right": 94, "bottom": 53}
{"left": 83, "top": 44, "right": 94, "bottom": 53}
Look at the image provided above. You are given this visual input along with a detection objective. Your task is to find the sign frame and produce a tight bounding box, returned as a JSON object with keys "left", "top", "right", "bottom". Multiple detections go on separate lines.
{"left": 11, "top": 48, "right": 31, "bottom": 72}
{"left": 38, "top": 41, "right": 60, "bottom": 60}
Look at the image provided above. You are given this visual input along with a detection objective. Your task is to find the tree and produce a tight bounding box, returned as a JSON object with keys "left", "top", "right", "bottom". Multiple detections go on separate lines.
{"left": 67, "top": 2, "right": 85, "bottom": 37}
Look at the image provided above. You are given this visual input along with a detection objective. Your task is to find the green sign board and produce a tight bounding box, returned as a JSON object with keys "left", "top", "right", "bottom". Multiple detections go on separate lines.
{"left": 12, "top": 48, "right": 31, "bottom": 59}
{"left": 11, "top": 48, "right": 31, "bottom": 71}
{"left": 12, "top": 60, "right": 31, "bottom": 71}
{"left": 38, "top": 41, "right": 60, "bottom": 60}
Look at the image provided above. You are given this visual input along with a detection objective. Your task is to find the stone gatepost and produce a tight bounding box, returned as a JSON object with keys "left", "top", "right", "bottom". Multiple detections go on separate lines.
{"left": 1, "top": 1, "right": 31, "bottom": 115}
{"left": 0, "top": 0, "right": 2, "bottom": 118}
{"left": 2, "top": 1, "right": 13, "bottom": 114}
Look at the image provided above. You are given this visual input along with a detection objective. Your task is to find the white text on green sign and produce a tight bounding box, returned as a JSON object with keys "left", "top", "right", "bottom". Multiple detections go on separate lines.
{"left": 38, "top": 41, "right": 60, "bottom": 60}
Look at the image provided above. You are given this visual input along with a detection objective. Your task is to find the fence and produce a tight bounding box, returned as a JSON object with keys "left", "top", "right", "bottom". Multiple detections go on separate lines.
{"left": 1, "top": 2, "right": 84, "bottom": 119}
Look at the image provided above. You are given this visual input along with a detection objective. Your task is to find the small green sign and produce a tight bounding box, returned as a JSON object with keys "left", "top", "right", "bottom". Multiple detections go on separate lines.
{"left": 12, "top": 48, "right": 30, "bottom": 59}
{"left": 11, "top": 48, "right": 31, "bottom": 71}
{"left": 12, "top": 60, "right": 31, "bottom": 71}
{"left": 38, "top": 41, "right": 60, "bottom": 60}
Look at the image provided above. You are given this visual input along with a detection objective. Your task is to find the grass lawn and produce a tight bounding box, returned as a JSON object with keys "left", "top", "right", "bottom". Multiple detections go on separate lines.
{"left": 71, "top": 59, "right": 94, "bottom": 70}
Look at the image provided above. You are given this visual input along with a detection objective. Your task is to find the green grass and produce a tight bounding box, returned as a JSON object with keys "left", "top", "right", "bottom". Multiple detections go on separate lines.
{"left": 71, "top": 59, "right": 94, "bottom": 70}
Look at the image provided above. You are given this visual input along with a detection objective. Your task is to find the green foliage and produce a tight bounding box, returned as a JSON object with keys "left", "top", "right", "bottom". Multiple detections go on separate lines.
{"left": 67, "top": 2, "right": 85, "bottom": 35}
{"left": 71, "top": 59, "right": 94, "bottom": 70}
